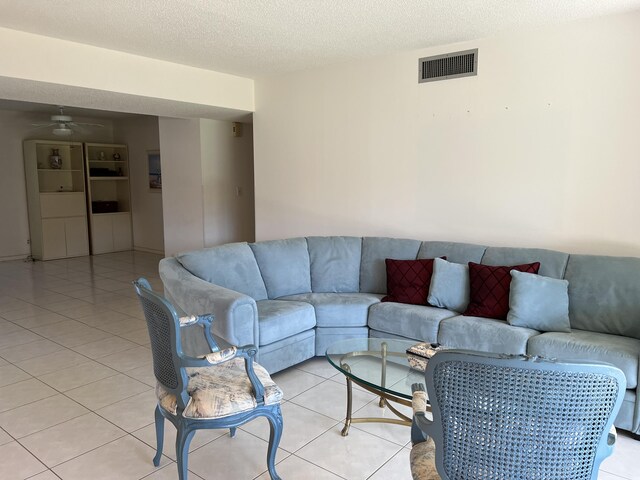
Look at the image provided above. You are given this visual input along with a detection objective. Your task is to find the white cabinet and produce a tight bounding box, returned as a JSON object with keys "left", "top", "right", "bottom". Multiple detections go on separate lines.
{"left": 65, "top": 216, "right": 91, "bottom": 257}
{"left": 23, "top": 140, "right": 90, "bottom": 260}
{"left": 112, "top": 213, "right": 133, "bottom": 251}
{"left": 84, "top": 143, "right": 133, "bottom": 254}
{"left": 41, "top": 218, "right": 67, "bottom": 259}
{"left": 40, "top": 216, "right": 90, "bottom": 259}
{"left": 90, "top": 213, "right": 132, "bottom": 254}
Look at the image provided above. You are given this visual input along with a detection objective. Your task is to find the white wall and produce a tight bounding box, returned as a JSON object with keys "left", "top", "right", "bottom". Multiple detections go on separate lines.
{"left": 254, "top": 11, "right": 640, "bottom": 256}
{"left": 201, "top": 120, "right": 255, "bottom": 246}
{"left": 0, "top": 109, "right": 114, "bottom": 260}
{"left": 113, "top": 116, "right": 164, "bottom": 254}
{"left": 159, "top": 118, "right": 204, "bottom": 256}
{"left": 159, "top": 117, "right": 256, "bottom": 256}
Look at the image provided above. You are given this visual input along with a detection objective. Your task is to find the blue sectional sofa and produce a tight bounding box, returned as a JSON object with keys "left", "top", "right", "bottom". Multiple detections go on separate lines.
{"left": 159, "top": 236, "right": 640, "bottom": 436}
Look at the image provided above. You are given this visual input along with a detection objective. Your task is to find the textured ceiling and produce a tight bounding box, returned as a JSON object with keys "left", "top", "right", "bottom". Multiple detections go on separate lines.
{"left": 1, "top": 0, "right": 640, "bottom": 78}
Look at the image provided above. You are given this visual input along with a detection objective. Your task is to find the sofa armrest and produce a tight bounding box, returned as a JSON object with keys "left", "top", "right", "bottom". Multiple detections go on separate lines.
{"left": 159, "top": 257, "right": 259, "bottom": 347}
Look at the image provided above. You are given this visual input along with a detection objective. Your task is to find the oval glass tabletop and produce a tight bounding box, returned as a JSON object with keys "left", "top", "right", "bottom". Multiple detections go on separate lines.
{"left": 326, "top": 337, "right": 426, "bottom": 400}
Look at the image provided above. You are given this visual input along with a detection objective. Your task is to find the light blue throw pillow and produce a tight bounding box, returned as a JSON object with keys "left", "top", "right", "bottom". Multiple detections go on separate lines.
{"left": 427, "top": 258, "right": 470, "bottom": 312}
{"left": 507, "top": 270, "right": 570, "bottom": 332}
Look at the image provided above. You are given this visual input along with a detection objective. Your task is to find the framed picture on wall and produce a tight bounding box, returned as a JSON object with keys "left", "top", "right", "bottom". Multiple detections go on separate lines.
{"left": 147, "top": 151, "right": 162, "bottom": 191}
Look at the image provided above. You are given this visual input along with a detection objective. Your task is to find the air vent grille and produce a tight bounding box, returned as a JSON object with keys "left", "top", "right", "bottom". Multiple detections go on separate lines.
{"left": 419, "top": 49, "right": 478, "bottom": 83}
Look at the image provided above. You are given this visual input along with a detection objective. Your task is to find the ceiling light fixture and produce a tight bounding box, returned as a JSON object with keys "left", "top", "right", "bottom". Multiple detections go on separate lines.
{"left": 32, "top": 106, "right": 104, "bottom": 137}
{"left": 52, "top": 124, "right": 73, "bottom": 136}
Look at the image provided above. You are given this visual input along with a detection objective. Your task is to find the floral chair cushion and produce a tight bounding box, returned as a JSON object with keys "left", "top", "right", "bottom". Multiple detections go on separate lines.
{"left": 156, "top": 357, "right": 283, "bottom": 419}
{"left": 410, "top": 437, "right": 440, "bottom": 480}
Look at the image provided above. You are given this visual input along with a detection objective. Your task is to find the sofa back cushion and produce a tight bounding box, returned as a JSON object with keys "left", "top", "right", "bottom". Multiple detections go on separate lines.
{"left": 307, "top": 236, "right": 361, "bottom": 293}
{"left": 250, "top": 238, "right": 312, "bottom": 299}
{"left": 481, "top": 247, "right": 569, "bottom": 279}
{"left": 360, "top": 237, "right": 422, "bottom": 294}
{"left": 418, "top": 241, "right": 486, "bottom": 265}
{"left": 176, "top": 242, "right": 268, "bottom": 300}
{"left": 564, "top": 254, "right": 640, "bottom": 339}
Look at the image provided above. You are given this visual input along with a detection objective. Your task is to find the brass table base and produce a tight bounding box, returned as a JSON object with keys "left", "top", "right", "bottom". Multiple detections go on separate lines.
{"left": 339, "top": 342, "right": 418, "bottom": 436}
{"left": 340, "top": 374, "right": 412, "bottom": 436}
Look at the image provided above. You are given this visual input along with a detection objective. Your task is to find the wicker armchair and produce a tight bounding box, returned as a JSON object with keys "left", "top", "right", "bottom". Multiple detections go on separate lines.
{"left": 133, "top": 278, "right": 283, "bottom": 480}
{"left": 410, "top": 350, "right": 626, "bottom": 480}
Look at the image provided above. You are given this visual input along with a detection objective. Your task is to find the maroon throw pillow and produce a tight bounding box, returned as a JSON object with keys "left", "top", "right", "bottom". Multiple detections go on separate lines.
{"left": 463, "top": 261, "right": 540, "bottom": 319}
{"left": 382, "top": 258, "right": 444, "bottom": 305}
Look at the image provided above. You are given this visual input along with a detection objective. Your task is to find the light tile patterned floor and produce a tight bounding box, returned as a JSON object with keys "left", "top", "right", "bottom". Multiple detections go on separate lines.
{"left": 0, "top": 251, "right": 638, "bottom": 480}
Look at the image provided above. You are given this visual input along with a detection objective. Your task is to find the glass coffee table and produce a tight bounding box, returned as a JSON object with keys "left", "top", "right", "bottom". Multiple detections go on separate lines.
{"left": 326, "top": 337, "right": 429, "bottom": 436}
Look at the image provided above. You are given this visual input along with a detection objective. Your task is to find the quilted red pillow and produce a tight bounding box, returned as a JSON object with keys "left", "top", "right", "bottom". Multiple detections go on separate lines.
{"left": 463, "top": 262, "right": 540, "bottom": 319}
{"left": 382, "top": 258, "right": 444, "bottom": 305}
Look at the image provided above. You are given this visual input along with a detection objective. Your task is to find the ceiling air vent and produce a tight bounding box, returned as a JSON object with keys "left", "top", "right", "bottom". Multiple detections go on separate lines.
{"left": 419, "top": 48, "right": 478, "bottom": 83}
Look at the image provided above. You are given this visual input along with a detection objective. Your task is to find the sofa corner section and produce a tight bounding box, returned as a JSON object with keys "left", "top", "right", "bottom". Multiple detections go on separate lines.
{"left": 159, "top": 256, "right": 259, "bottom": 348}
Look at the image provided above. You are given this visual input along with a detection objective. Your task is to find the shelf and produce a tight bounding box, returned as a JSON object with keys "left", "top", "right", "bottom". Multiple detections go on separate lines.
{"left": 90, "top": 176, "right": 129, "bottom": 180}
{"left": 40, "top": 190, "right": 84, "bottom": 195}
{"left": 24, "top": 139, "right": 91, "bottom": 260}
{"left": 39, "top": 190, "right": 84, "bottom": 194}
{"left": 85, "top": 142, "right": 132, "bottom": 254}
{"left": 92, "top": 211, "right": 131, "bottom": 216}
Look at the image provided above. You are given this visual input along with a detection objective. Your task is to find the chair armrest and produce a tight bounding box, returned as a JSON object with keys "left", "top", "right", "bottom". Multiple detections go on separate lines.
{"left": 412, "top": 384, "right": 429, "bottom": 415}
{"left": 179, "top": 313, "right": 212, "bottom": 327}
{"left": 411, "top": 383, "right": 433, "bottom": 445}
{"left": 236, "top": 344, "right": 265, "bottom": 405}
{"left": 180, "top": 345, "right": 238, "bottom": 367}
{"left": 203, "top": 346, "right": 237, "bottom": 364}
{"left": 160, "top": 257, "right": 259, "bottom": 347}
{"left": 179, "top": 313, "right": 219, "bottom": 353}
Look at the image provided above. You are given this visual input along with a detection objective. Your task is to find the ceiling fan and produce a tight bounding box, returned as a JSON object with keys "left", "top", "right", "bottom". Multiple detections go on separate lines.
{"left": 32, "top": 105, "right": 104, "bottom": 136}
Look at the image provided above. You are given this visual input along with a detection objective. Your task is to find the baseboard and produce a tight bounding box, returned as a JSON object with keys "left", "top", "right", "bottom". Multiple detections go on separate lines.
{"left": 0, "top": 254, "right": 32, "bottom": 262}
{"left": 133, "top": 245, "right": 165, "bottom": 255}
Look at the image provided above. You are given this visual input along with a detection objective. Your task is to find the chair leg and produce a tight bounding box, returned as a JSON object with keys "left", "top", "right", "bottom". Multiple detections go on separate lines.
{"left": 153, "top": 405, "right": 164, "bottom": 467}
{"left": 229, "top": 427, "right": 237, "bottom": 438}
{"left": 265, "top": 407, "right": 284, "bottom": 480}
{"left": 176, "top": 425, "right": 196, "bottom": 480}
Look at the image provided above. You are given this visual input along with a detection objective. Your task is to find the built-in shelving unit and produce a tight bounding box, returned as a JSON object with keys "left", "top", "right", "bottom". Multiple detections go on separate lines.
{"left": 84, "top": 143, "right": 132, "bottom": 254}
{"left": 23, "top": 140, "right": 90, "bottom": 260}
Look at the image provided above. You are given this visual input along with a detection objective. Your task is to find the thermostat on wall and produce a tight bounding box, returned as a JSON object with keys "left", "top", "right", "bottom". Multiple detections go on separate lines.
{"left": 233, "top": 122, "right": 243, "bottom": 137}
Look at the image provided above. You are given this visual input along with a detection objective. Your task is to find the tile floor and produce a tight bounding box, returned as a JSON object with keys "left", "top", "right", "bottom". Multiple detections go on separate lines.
{"left": 0, "top": 251, "right": 638, "bottom": 480}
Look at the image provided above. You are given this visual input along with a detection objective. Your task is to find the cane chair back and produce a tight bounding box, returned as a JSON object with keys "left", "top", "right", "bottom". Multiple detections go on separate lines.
{"left": 133, "top": 278, "right": 189, "bottom": 408}
{"left": 413, "top": 350, "right": 626, "bottom": 480}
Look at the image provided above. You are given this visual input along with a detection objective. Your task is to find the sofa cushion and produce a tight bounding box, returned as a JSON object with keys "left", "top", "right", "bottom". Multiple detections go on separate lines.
{"left": 464, "top": 262, "right": 540, "bottom": 320}
{"left": 438, "top": 315, "right": 539, "bottom": 355}
{"left": 307, "top": 236, "right": 361, "bottom": 293}
{"left": 418, "top": 241, "right": 486, "bottom": 265}
{"left": 527, "top": 330, "right": 639, "bottom": 389}
{"left": 507, "top": 270, "right": 570, "bottom": 332}
{"left": 250, "top": 238, "right": 311, "bottom": 299}
{"left": 564, "top": 254, "right": 640, "bottom": 340}
{"left": 382, "top": 258, "right": 439, "bottom": 305}
{"left": 481, "top": 247, "right": 569, "bottom": 279}
{"left": 176, "top": 242, "right": 268, "bottom": 300}
{"left": 360, "top": 237, "right": 422, "bottom": 294}
{"left": 256, "top": 300, "right": 316, "bottom": 346}
{"left": 369, "top": 302, "right": 457, "bottom": 344}
{"left": 427, "top": 258, "right": 470, "bottom": 312}
{"left": 280, "top": 293, "right": 382, "bottom": 327}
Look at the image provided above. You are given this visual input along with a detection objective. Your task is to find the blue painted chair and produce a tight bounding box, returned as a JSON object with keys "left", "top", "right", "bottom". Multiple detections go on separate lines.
{"left": 133, "top": 278, "right": 283, "bottom": 480}
{"left": 410, "top": 350, "right": 626, "bottom": 480}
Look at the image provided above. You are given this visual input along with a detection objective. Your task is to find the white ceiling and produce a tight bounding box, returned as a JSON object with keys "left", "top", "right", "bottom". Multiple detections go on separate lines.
{"left": 1, "top": 0, "right": 640, "bottom": 78}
